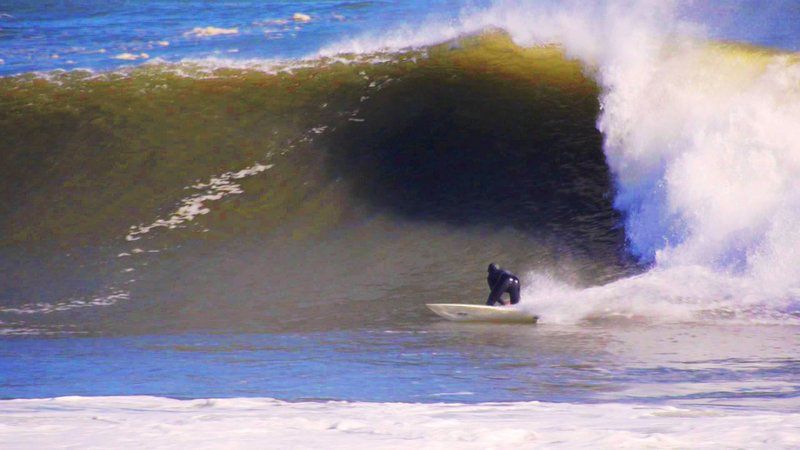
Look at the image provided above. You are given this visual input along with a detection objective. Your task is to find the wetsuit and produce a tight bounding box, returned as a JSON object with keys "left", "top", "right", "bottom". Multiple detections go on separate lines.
{"left": 486, "top": 265, "right": 521, "bottom": 306}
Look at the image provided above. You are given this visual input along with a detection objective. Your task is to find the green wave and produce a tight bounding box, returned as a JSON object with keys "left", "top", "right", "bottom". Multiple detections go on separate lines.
{"left": 1, "top": 33, "right": 604, "bottom": 248}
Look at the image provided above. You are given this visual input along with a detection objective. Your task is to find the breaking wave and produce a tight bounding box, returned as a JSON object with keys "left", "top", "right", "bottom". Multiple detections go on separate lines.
{"left": 2, "top": 0, "right": 799, "bottom": 333}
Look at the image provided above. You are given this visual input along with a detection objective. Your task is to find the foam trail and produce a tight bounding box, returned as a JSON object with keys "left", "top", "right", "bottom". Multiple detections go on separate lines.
{"left": 126, "top": 162, "right": 273, "bottom": 241}
{"left": 520, "top": 267, "right": 799, "bottom": 325}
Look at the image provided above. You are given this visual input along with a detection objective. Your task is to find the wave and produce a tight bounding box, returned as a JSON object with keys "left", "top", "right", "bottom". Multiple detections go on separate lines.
{"left": 0, "top": 34, "right": 633, "bottom": 334}
{"left": 319, "top": 0, "right": 800, "bottom": 325}
{"left": 2, "top": 1, "right": 800, "bottom": 332}
{"left": 466, "top": 1, "right": 800, "bottom": 324}
{"left": 324, "top": 0, "right": 800, "bottom": 275}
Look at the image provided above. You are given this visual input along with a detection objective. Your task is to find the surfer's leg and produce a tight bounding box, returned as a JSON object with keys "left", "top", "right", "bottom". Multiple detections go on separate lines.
{"left": 486, "top": 279, "right": 511, "bottom": 306}
{"left": 488, "top": 278, "right": 513, "bottom": 306}
{"left": 508, "top": 278, "right": 520, "bottom": 305}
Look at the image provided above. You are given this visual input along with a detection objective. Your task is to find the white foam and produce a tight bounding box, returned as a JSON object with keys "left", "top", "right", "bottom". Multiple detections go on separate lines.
{"left": 1, "top": 396, "right": 798, "bottom": 449}
{"left": 293, "top": 13, "right": 312, "bottom": 23}
{"left": 113, "top": 52, "right": 150, "bottom": 61}
{"left": 254, "top": 18, "right": 289, "bottom": 26}
{"left": 519, "top": 266, "right": 800, "bottom": 325}
{"left": 126, "top": 162, "right": 273, "bottom": 241}
{"left": 184, "top": 26, "right": 239, "bottom": 38}
{"left": 318, "top": 18, "right": 468, "bottom": 56}
{"left": 0, "top": 291, "right": 130, "bottom": 315}
{"left": 176, "top": 51, "right": 400, "bottom": 77}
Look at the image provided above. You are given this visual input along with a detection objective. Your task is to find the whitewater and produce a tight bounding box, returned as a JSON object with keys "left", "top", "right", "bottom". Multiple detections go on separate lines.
{"left": 3, "top": 396, "right": 800, "bottom": 449}
{"left": 2, "top": 0, "right": 800, "bottom": 447}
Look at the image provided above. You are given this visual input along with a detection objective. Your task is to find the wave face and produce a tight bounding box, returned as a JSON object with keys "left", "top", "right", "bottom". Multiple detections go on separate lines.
{"left": 0, "top": 35, "right": 634, "bottom": 335}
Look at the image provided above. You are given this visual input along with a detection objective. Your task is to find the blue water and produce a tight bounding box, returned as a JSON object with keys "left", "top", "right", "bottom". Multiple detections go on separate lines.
{"left": 2, "top": 0, "right": 799, "bottom": 77}
{"left": 3, "top": 0, "right": 800, "bottom": 411}
{"left": 0, "top": 0, "right": 475, "bottom": 76}
{"left": 3, "top": 325, "right": 799, "bottom": 409}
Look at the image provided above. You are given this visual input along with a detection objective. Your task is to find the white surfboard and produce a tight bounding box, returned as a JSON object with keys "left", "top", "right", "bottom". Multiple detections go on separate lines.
{"left": 426, "top": 303, "right": 538, "bottom": 323}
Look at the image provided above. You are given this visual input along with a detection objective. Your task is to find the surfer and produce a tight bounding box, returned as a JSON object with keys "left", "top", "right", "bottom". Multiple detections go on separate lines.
{"left": 486, "top": 263, "right": 521, "bottom": 306}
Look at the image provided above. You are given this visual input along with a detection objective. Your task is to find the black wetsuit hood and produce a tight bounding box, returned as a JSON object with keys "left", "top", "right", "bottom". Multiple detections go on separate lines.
{"left": 487, "top": 264, "right": 516, "bottom": 287}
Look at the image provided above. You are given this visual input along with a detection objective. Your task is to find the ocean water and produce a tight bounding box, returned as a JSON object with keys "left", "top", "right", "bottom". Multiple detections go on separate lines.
{"left": 2, "top": 0, "right": 800, "bottom": 447}
{"left": 0, "top": 0, "right": 477, "bottom": 75}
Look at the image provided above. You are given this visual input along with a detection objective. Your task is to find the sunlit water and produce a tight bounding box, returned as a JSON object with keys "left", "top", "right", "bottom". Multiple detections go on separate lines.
{"left": 3, "top": 323, "right": 799, "bottom": 412}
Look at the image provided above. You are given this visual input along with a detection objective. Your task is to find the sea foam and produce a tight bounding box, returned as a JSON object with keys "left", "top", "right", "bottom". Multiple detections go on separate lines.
{"left": 1, "top": 396, "right": 798, "bottom": 449}
{"left": 185, "top": 26, "right": 240, "bottom": 38}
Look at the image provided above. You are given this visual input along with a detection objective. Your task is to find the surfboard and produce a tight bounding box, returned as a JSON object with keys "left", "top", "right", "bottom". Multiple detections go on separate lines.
{"left": 426, "top": 303, "right": 538, "bottom": 323}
